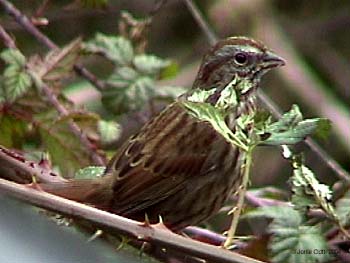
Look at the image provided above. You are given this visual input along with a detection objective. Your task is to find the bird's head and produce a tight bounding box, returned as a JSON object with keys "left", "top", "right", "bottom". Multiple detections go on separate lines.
{"left": 187, "top": 37, "right": 285, "bottom": 107}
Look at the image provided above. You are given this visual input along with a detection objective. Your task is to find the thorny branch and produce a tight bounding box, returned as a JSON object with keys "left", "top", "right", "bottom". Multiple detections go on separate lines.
{"left": 0, "top": 177, "right": 262, "bottom": 263}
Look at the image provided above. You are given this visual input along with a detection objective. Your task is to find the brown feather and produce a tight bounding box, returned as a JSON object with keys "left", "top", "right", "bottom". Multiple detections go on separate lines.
{"left": 39, "top": 176, "right": 114, "bottom": 209}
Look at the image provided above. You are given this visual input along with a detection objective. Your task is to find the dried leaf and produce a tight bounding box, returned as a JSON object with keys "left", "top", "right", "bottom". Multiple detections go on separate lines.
{"left": 29, "top": 38, "right": 82, "bottom": 81}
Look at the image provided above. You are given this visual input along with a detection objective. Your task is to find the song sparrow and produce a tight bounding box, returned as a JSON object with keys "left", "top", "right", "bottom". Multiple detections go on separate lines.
{"left": 41, "top": 37, "right": 285, "bottom": 230}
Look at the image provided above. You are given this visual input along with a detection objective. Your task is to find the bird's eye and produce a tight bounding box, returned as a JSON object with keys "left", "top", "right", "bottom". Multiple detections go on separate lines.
{"left": 234, "top": 53, "right": 248, "bottom": 65}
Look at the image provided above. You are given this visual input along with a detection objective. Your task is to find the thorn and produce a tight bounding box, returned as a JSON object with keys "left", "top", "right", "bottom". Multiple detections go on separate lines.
{"left": 38, "top": 152, "right": 51, "bottom": 170}
{"left": 153, "top": 215, "right": 172, "bottom": 232}
{"left": 142, "top": 213, "right": 151, "bottom": 227}
{"left": 87, "top": 229, "right": 103, "bottom": 242}
{"left": 26, "top": 175, "right": 43, "bottom": 191}
{"left": 139, "top": 242, "right": 147, "bottom": 257}
{"left": 116, "top": 236, "right": 130, "bottom": 250}
{"left": 158, "top": 215, "right": 164, "bottom": 225}
{"left": 228, "top": 206, "right": 237, "bottom": 215}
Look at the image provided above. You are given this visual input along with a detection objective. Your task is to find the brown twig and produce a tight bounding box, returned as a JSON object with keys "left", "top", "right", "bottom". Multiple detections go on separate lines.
{"left": 0, "top": 22, "right": 16, "bottom": 48}
{"left": 245, "top": 191, "right": 288, "bottom": 207}
{"left": 0, "top": 23, "right": 105, "bottom": 166}
{"left": 183, "top": 0, "right": 217, "bottom": 45}
{"left": 0, "top": 178, "right": 263, "bottom": 263}
{"left": 182, "top": 0, "right": 350, "bottom": 182}
{"left": 0, "top": 0, "right": 106, "bottom": 91}
{"left": 0, "top": 145, "right": 64, "bottom": 183}
{"left": 149, "top": 0, "right": 168, "bottom": 18}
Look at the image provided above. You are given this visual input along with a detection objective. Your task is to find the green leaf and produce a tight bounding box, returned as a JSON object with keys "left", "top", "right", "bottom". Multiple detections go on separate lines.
{"left": 112, "top": 66, "right": 139, "bottom": 82}
{"left": 268, "top": 104, "right": 303, "bottom": 133}
{"left": 1, "top": 49, "right": 32, "bottom": 102}
{"left": 29, "top": 38, "right": 81, "bottom": 82}
{"left": 0, "top": 113, "right": 27, "bottom": 148}
{"left": 84, "top": 34, "right": 134, "bottom": 65}
{"left": 153, "top": 86, "right": 186, "bottom": 99}
{"left": 291, "top": 159, "right": 334, "bottom": 216}
{"left": 312, "top": 118, "right": 331, "bottom": 140}
{"left": 133, "top": 54, "right": 171, "bottom": 75}
{"left": 102, "top": 68, "right": 155, "bottom": 114}
{"left": 181, "top": 101, "right": 248, "bottom": 150}
{"left": 160, "top": 62, "right": 179, "bottom": 79}
{"left": 0, "top": 49, "right": 26, "bottom": 66}
{"left": 244, "top": 206, "right": 300, "bottom": 221}
{"left": 246, "top": 206, "right": 331, "bottom": 263}
{"left": 270, "top": 217, "right": 331, "bottom": 263}
{"left": 98, "top": 120, "right": 121, "bottom": 144}
{"left": 37, "top": 112, "right": 91, "bottom": 178}
{"left": 261, "top": 105, "right": 331, "bottom": 145}
{"left": 75, "top": 166, "right": 105, "bottom": 180}
{"left": 3, "top": 65, "right": 32, "bottom": 102}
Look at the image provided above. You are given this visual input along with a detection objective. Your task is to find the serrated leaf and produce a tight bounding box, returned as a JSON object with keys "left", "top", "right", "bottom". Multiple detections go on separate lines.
{"left": 261, "top": 105, "right": 331, "bottom": 145}
{"left": 0, "top": 113, "right": 27, "bottom": 148}
{"left": 181, "top": 101, "right": 248, "bottom": 150}
{"left": 3, "top": 65, "right": 32, "bottom": 102}
{"left": 37, "top": 111, "right": 91, "bottom": 177}
{"left": 133, "top": 54, "right": 171, "bottom": 75}
{"left": 0, "top": 48, "right": 26, "bottom": 66}
{"left": 268, "top": 104, "right": 303, "bottom": 133}
{"left": 269, "top": 218, "right": 331, "bottom": 263}
{"left": 244, "top": 206, "right": 300, "bottom": 221}
{"left": 113, "top": 66, "right": 139, "bottom": 82}
{"left": 247, "top": 206, "right": 331, "bottom": 262}
{"left": 98, "top": 120, "right": 121, "bottom": 144}
{"left": 102, "top": 70, "right": 155, "bottom": 114}
{"left": 84, "top": 34, "right": 133, "bottom": 65}
{"left": 29, "top": 38, "right": 81, "bottom": 81}
{"left": 245, "top": 205, "right": 331, "bottom": 263}
{"left": 75, "top": 166, "right": 105, "bottom": 180}
{"left": 291, "top": 160, "right": 334, "bottom": 215}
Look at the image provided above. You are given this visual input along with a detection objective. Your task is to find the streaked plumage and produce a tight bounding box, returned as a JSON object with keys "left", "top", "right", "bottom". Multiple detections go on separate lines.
{"left": 40, "top": 37, "right": 284, "bottom": 230}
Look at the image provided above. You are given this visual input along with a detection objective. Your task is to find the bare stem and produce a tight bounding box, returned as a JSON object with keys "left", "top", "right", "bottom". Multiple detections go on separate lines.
{"left": 0, "top": 22, "right": 16, "bottom": 48}
{"left": 0, "top": 0, "right": 106, "bottom": 90}
{"left": 182, "top": 0, "right": 217, "bottom": 45}
{"left": 224, "top": 147, "right": 252, "bottom": 248}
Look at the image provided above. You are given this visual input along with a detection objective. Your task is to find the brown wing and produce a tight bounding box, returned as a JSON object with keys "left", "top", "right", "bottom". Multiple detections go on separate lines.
{"left": 105, "top": 102, "right": 221, "bottom": 215}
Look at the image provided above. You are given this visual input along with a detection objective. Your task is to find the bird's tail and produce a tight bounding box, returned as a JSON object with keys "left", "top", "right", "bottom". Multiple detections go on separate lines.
{"left": 39, "top": 176, "right": 114, "bottom": 209}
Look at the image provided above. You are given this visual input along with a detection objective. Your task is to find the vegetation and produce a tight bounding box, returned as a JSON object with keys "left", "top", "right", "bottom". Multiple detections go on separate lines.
{"left": 0, "top": 1, "right": 349, "bottom": 262}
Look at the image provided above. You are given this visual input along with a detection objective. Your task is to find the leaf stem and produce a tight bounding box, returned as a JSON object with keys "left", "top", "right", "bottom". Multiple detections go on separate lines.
{"left": 224, "top": 146, "right": 253, "bottom": 248}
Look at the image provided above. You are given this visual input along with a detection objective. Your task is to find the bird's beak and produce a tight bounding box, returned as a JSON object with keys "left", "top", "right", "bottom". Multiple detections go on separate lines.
{"left": 262, "top": 50, "right": 285, "bottom": 69}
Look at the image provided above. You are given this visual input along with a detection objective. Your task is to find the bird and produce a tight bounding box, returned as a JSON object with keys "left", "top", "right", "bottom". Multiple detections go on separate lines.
{"left": 39, "top": 36, "right": 285, "bottom": 230}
